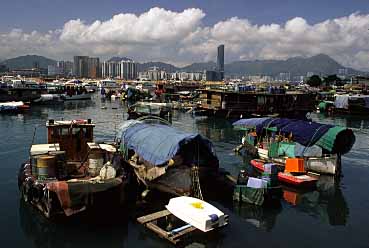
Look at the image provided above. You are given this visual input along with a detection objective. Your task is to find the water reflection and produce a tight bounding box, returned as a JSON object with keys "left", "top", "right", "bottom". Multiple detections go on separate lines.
{"left": 284, "top": 176, "right": 349, "bottom": 226}
{"left": 233, "top": 201, "right": 282, "bottom": 231}
{"left": 19, "top": 201, "right": 128, "bottom": 248}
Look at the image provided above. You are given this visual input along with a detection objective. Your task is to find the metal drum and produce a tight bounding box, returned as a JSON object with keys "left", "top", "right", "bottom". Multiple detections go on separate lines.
{"left": 36, "top": 155, "right": 56, "bottom": 180}
{"left": 88, "top": 151, "right": 104, "bottom": 176}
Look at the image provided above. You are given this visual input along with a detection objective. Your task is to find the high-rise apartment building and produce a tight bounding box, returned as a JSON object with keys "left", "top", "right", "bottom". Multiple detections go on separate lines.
{"left": 101, "top": 59, "right": 137, "bottom": 79}
{"left": 73, "top": 56, "right": 89, "bottom": 78}
{"left": 73, "top": 56, "right": 101, "bottom": 78}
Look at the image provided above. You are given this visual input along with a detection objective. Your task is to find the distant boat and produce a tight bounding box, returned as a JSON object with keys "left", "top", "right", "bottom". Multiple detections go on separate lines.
{"left": 0, "top": 101, "right": 29, "bottom": 113}
{"left": 98, "top": 79, "right": 119, "bottom": 89}
{"left": 0, "top": 80, "right": 43, "bottom": 102}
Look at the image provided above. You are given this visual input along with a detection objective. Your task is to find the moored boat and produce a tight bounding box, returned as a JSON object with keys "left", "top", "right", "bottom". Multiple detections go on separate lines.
{"left": 18, "top": 119, "right": 129, "bottom": 218}
{"left": 127, "top": 102, "right": 172, "bottom": 122}
{"left": 251, "top": 159, "right": 318, "bottom": 187}
{"left": 233, "top": 118, "right": 355, "bottom": 175}
{"left": 0, "top": 101, "right": 29, "bottom": 113}
{"left": 117, "top": 118, "right": 219, "bottom": 196}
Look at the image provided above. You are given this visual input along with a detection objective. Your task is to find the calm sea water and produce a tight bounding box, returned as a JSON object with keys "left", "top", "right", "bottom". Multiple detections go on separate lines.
{"left": 1, "top": 95, "right": 369, "bottom": 248}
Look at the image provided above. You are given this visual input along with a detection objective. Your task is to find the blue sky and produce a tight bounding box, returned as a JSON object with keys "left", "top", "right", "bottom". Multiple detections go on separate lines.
{"left": 1, "top": 1, "right": 369, "bottom": 69}
{"left": 2, "top": 0, "right": 369, "bottom": 32}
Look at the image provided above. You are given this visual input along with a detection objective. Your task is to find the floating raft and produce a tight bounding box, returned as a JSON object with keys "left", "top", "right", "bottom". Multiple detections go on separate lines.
{"left": 137, "top": 196, "right": 228, "bottom": 244}
{"left": 137, "top": 210, "right": 197, "bottom": 245}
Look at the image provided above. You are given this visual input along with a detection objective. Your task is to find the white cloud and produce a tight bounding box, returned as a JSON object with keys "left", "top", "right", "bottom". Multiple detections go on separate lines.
{"left": 1, "top": 8, "right": 369, "bottom": 70}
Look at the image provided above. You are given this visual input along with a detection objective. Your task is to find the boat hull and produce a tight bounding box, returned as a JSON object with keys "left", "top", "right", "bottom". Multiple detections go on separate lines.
{"left": 63, "top": 93, "right": 92, "bottom": 101}
{"left": 258, "top": 148, "right": 337, "bottom": 175}
{"left": 251, "top": 159, "right": 318, "bottom": 188}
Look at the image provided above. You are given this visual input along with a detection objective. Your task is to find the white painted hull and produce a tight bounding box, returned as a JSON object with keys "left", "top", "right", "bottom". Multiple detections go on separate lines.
{"left": 63, "top": 93, "right": 92, "bottom": 101}
{"left": 166, "top": 196, "right": 228, "bottom": 232}
{"left": 258, "top": 148, "right": 337, "bottom": 175}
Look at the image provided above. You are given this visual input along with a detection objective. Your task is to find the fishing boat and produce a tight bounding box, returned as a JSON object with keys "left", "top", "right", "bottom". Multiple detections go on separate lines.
{"left": 127, "top": 102, "right": 172, "bottom": 122}
{"left": 98, "top": 79, "right": 119, "bottom": 90}
{"left": 251, "top": 159, "right": 318, "bottom": 187}
{"left": 63, "top": 80, "right": 93, "bottom": 100}
{"left": 18, "top": 119, "right": 129, "bottom": 218}
{"left": 233, "top": 118, "right": 355, "bottom": 175}
{"left": 0, "top": 101, "right": 29, "bottom": 113}
{"left": 117, "top": 117, "right": 219, "bottom": 196}
{"left": 0, "top": 80, "right": 43, "bottom": 102}
{"left": 33, "top": 94, "right": 65, "bottom": 104}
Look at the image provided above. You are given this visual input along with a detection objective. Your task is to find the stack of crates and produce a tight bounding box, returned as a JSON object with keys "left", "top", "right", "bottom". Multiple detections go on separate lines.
{"left": 262, "top": 163, "right": 279, "bottom": 187}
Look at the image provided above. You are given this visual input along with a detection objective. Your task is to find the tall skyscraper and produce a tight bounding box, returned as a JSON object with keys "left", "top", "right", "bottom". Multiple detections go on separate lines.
{"left": 217, "top": 44, "right": 224, "bottom": 80}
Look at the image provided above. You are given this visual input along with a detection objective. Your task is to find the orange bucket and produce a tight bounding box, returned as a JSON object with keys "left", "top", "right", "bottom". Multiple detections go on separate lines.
{"left": 285, "top": 158, "right": 305, "bottom": 173}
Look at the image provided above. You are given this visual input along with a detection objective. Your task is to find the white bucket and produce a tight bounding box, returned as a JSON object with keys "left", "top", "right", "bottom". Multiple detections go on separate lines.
{"left": 88, "top": 158, "right": 104, "bottom": 176}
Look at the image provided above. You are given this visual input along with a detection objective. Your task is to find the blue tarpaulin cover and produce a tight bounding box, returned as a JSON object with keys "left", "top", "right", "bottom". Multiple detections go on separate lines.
{"left": 233, "top": 118, "right": 355, "bottom": 154}
{"left": 120, "top": 122, "right": 217, "bottom": 166}
{"left": 233, "top": 118, "right": 333, "bottom": 146}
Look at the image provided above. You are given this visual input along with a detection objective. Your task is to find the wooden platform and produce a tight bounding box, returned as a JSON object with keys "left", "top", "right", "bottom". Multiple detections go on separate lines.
{"left": 137, "top": 210, "right": 197, "bottom": 245}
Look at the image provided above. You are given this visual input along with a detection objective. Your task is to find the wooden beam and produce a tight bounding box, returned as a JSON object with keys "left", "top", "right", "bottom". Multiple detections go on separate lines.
{"left": 137, "top": 209, "right": 171, "bottom": 224}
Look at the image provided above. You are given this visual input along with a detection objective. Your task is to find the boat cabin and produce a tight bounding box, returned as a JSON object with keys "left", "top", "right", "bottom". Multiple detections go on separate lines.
{"left": 46, "top": 119, "right": 94, "bottom": 161}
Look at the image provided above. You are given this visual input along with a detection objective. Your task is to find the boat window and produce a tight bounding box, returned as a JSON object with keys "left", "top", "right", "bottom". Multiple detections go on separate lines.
{"left": 81, "top": 128, "right": 87, "bottom": 137}
{"left": 72, "top": 128, "right": 80, "bottom": 135}
{"left": 51, "top": 128, "right": 60, "bottom": 138}
{"left": 61, "top": 128, "right": 69, "bottom": 136}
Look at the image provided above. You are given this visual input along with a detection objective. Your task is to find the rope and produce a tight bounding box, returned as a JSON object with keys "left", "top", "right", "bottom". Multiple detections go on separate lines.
{"left": 191, "top": 140, "right": 203, "bottom": 200}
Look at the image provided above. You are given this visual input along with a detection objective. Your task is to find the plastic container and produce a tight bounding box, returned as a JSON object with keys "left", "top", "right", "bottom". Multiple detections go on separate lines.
{"left": 285, "top": 158, "right": 305, "bottom": 173}
{"left": 247, "top": 177, "right": 268, "bottom": 189}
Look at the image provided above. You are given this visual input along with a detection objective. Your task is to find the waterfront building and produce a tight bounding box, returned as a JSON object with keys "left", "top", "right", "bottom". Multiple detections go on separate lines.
{"left": 102, "top": 59, "right": 137, "bottom": 80}
{"left": 47, "top": 65, "right": 63, "bottom": 76}
{"left": 204, "top": 70, "right": 219, "bottom": 81}
{"left": 88, "top": 57, "right": 100, "bottom": 78}
{"left": 73, "top": 56, "right": 100, "bottom": 78}
{"left": 48, "top": 61, "right": 73, "bottom": 76}
{"left": 73, "top": 56, "right": 89, "bottom": 78}
{"left": 138, "top": 66, "right": 167, "bottom": 81}
{"left": 278, "top": 72, "right": 291, "bottom": 82}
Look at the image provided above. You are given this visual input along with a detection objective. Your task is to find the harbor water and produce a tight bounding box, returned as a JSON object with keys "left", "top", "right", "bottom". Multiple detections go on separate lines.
{"left": 1, "top": 95, "right": 369, "bottom": 247}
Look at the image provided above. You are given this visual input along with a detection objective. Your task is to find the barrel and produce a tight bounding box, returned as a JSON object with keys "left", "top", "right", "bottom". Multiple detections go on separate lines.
{"left": 88, "top": 151, "right": 104, "bottom": 176}
{"left": 49, "top": 151, "right": 67, "bottom": 179}
{"left": 88, "top": 158, "right": 104, "bottom": 176}
{"left": 36, "top": 155, "right": 56, "bottom": 180}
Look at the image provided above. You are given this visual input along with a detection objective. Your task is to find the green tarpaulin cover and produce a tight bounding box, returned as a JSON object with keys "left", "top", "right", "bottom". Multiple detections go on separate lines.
{"left": 315, "top": 126, "right": 346, "bottom": 152}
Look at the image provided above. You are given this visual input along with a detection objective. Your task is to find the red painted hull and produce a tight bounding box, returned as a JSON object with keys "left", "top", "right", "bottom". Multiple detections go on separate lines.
{"left": 250, "top": 159, "right": 318, "bottom": 187}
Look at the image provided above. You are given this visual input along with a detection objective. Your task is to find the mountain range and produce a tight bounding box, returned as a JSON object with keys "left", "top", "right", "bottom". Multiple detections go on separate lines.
{"left": 0, "top": 54, "right": 365, "bottom": 77}
{"left": 0, "top": 55, "right": 56, "bottom": 70}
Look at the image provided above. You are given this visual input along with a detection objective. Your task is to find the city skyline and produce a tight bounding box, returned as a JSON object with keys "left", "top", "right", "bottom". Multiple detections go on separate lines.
{"left": 0, "top": 2, "right": 369, "bottom": 70}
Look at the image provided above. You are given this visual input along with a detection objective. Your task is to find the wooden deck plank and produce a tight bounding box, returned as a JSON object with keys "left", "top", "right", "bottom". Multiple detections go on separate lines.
{"left": 146, "top": 223, "right": 177, "bottom": 244}
{"left": 137, "top": 210, "right": 171, "bottom": 224}
{"left": 170, "top": 226, "right": 197, "bottom": 241}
